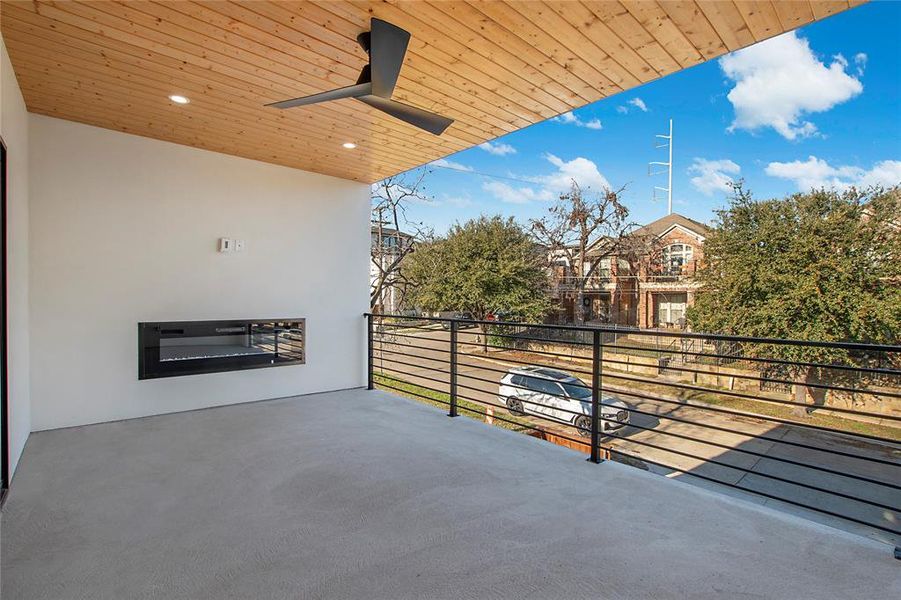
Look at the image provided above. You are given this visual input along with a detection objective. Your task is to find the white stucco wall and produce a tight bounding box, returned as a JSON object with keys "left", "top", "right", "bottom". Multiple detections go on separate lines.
{"left": 28, "top": 115, "right": 370, "bottom": 430}
{"left": 1, "top": 36, "right": 31, "bottom": 477}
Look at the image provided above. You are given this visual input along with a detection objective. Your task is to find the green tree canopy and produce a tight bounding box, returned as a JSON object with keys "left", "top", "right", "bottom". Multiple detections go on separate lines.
{"left": 688, "top": 185, "right": 901, "bottom": 364}
{"left": 405, "top": 216, "right": 550, "bottom": 343}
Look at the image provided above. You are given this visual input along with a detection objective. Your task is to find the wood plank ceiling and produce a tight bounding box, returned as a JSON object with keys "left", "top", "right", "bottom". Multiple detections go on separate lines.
{"left": 1, "top": 1, "right": 863, "bottom": 183}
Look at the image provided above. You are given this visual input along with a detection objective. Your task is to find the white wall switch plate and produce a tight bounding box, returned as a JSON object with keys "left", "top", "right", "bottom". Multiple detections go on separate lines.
{"left": 218, "top": 237, "right": 233, "bottom": 252}
{"left": 235, "top": 239, "right": 246, "bottom": 252}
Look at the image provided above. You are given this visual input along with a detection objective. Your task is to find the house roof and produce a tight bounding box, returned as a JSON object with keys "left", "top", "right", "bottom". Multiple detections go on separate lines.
{"left": 631, "top": 213, "right": 711, "bottom": 239}
{"left": 0, "top": 1, "right": 861, "bottom": 183}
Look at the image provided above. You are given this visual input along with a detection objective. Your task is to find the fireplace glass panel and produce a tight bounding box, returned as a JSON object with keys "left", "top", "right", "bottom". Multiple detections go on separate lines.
{"left": 139, "top": 319, "right": 305, "bottom": 379}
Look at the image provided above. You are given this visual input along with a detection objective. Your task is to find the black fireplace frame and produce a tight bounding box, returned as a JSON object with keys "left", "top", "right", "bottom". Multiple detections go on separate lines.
{"left": 138, "top": 318, "right": 305, "bottom": 380}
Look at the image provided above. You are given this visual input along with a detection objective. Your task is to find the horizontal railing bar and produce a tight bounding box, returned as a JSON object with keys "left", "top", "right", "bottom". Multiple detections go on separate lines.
{"left": 382, "top": 366, "right": 899, "bottom": 493}
{"left": 376, "top": 322, "right": 445, "bottom": 333}
{"left": 598, "top": 369, "right": 901, "bottom": 422}
{"left": 453, "top": 366, "right": 901, "bottom": 486}
{"left": 375, "top": 346, "right": 453, "bottom": 366}
{"left": 596, "top": 353, "right": 901, "bottom": 399}
{"left": 458, "top": 339, "right": 901, "bottom": 397}
{"left": 604, "top": 448, "right": 901, "bottom": 536}
{"left": 605, "top": 381, "right": 901, "bottom": 447}
{"left": 455, "top": 349, "right": 594, "bottom": 378}
{"left": 368, "top": 313, "right": 901, "bottom": 353}
{"left": 458, "top": 338, "right": 602, "bottom": 362}
{"left": 456, "top": 328, "right": 593, "bottom": 347}
{"left": 452, "top": 365, "right": 901, "bottom": 468}
{"left": 455, "top": 349, "right": 900, "bottom": 446}
{"left": 593, "top": 404, "right": 901, "bottom": 491}
{"left": 375, "top": 330, "right": 452, "bottom": 345}
{"left": 375, "top": 363, "right": 449, "bottom": 389}
{"left": 374, "top": 338, "right": 453, "bottom": 357}
{"left": 454, "top": 343, "right": 901, "bottom": 423}
{"left": 597, "top": 341, "right": 901, "bottom": 378}
{"left": 374, "top": 373, "right": 590, "bottom": 448}
{"left": 454, "top": 381, "right": 585, "bottom": 421}
{"left": 376, "top": 320, "right": 900, "bottom": 384}
{"left": 500, "top": 332, "right": 901, "bottom": 379}
{"left": 584, "top": 425, "right": 899, "bottom": 511}
{"left": 374, "top": 354, "right": 450, "bottom": 376}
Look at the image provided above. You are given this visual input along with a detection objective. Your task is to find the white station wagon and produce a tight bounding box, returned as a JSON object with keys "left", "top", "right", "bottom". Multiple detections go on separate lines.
{"left": 499, "top": 366, "right": 630, "bottom": 436}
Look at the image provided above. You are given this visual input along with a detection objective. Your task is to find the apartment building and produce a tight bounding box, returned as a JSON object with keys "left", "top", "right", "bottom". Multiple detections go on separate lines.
{"left": 550, "top": 213, "right": 709, "bottom": 329}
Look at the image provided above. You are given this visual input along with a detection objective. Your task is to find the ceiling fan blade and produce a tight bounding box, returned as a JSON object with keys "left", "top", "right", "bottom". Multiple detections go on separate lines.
{"left": 266, "top": 82, "right": 372, "bottom": 109}
{"left": 357, "top": 95, "right": 453, "bottom": 135}
{"left": 369, "top": 18, "right": 411, "bottom": 98}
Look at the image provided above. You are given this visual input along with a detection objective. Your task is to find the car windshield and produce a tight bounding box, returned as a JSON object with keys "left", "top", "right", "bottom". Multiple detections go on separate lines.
{"left": 560, "top": 380, "right": 591, "bottom": 399}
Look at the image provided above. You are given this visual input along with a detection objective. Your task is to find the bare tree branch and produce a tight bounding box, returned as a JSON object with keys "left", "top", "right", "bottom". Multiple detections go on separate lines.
{"left": 531, "top": 181, "right": 650, "bottom": 324}
{"left": 371, "top": 170, "right": 435, "bottom": 311}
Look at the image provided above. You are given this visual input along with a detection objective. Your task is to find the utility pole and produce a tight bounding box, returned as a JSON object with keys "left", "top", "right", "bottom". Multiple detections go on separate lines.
{"left": 649, "top": 119, "right": 673, "bottom": 215}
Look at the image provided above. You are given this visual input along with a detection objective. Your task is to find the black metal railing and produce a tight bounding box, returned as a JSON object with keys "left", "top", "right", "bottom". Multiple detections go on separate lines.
{"left": 364, "top": 313, "right": 901, "bottom": 547}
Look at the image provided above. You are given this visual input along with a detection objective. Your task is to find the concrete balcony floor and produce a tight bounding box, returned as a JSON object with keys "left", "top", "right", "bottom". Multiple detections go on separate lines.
{"left": 2, "top": 388, "right": 897, "bottom": 599}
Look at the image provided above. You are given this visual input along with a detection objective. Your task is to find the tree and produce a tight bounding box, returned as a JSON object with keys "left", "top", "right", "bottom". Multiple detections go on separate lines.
{"left": 531, "top": 181, "right": 646, "bottom": 324}
{"left": 370, "top": 171, "right": 433, "bottom": 311}
{"left": 688, "top": 185, "right": 901, "bottom": 412}
{"left": 404, "top": 216, "right": 551, "bottom": 350}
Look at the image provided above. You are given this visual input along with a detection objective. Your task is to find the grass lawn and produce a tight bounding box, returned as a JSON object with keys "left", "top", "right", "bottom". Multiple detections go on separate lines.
{"left": 374, "top": 373, "right": 534, "bottom": 433}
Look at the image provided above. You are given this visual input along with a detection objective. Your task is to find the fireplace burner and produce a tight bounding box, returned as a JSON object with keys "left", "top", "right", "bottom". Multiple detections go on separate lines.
{"left": 139, "top": 319, "right": 305, "bottom": 379}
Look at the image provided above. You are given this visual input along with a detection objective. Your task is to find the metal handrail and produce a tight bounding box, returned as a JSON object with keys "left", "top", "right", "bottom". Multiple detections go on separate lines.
{"left": 365, "top": 312, "right": 901, "bottom": 544}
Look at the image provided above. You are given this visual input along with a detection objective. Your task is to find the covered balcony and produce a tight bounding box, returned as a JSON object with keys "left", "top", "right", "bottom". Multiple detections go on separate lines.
{"left": 0, "top": 1, "right": 897, "bottom": 598}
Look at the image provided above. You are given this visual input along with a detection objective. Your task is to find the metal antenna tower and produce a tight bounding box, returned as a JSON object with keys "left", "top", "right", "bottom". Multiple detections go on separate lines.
{"left": 649, "top": 119, "right": 673, "bottom": 215}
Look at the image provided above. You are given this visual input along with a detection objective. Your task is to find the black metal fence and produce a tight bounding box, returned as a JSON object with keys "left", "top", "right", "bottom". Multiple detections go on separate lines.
{"left": 365, "top": 313, "right": 901, "bottom": 545}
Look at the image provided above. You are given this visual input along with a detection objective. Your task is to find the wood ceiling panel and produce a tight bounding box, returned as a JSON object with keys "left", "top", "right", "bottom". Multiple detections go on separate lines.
{"left": 1, "top": 0, "right": 861, "bottom": 183}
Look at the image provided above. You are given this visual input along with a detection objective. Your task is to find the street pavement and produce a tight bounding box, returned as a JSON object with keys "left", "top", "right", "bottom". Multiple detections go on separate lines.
{"left": 374, "top": 326, "right": 901, "bottom": 546}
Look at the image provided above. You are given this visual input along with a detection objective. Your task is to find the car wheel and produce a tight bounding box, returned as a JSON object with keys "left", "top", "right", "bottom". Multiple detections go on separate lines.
{"left": 506, "top": 397, "right": 525, "bottom": 416}
{"left": 574, "top": 415, "right": 592, "bottom": 437}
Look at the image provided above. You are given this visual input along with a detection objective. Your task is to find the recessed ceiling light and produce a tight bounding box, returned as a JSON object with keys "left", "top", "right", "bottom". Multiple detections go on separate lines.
{"left": 168, "top": 95, "right": 190, "bottom": 105}
{"left": 342, "top": 142, "right": 357, "bottom": 149}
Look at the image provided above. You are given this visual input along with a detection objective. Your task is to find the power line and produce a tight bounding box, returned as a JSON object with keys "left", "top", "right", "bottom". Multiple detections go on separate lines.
{"left": 424, "top": 162, "right": 545, "bottom": 186}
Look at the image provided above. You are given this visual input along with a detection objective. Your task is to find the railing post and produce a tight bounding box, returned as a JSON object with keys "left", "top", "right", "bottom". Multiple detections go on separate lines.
{"left": 589, "top": 328, "right": 603, "bottom": 463}
{"left": 366, "top": 313, "right": 374, "bottom": 390}
{"left": 449, "top": 319, "right": 458, "bottom": 417}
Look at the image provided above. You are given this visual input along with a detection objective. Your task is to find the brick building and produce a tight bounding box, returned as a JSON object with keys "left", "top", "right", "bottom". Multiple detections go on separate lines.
{"left": 549, "top": 213, "right": 709, "bottom": 329}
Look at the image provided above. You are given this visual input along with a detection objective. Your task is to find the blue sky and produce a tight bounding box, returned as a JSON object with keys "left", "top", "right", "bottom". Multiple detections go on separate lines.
{"left": 381, "top": 1, "right": 901, "bottom": 234}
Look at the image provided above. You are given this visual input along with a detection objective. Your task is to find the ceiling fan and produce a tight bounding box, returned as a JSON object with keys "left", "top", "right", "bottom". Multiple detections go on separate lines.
{"left": 266, "top": 18, "right": 454, "bottom": 136}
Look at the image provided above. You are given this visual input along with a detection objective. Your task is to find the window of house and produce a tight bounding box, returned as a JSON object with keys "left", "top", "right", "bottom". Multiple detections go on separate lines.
{"left": 662, "top": 244, "right": 693, "bottom": 273}
{"left": 656, "top": 293, "right": 688, "bottom": 326}
{"left": 596, "top": 257, "right": 611, "bottom": 277}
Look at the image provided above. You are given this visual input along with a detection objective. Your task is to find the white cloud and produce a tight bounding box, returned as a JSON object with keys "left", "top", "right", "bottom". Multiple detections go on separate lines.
{"left": 854, "top": 52, "right": 867, "bottom": 76}
{"left": 765, "top": 156, "right": 901, "bottom": 191}
{"left": 478, "top": 141, "right": 517, "bottom": 156}
{"left": 430, "top": 158, "right": 472, "bottom": 171}
{"left": 629, "top": 98, "right": 648, "bottom": 112}
{"left": 688, "top": 158, "right": 741, "bottom": 196}
{"left": 482, "top": 181, "right": 553, "bottom": 204}
{"left": 481, "top": 154, "right": 612, "bottom": 204}
{"left": 617, "top": 97, "right": 649, "bottom": 114}
{"left": 541, "top": 154, "right": 611, "bottom": 193}
{"left": 719, "top": 31, "right": 863, "bottom": 140}
{"left": 553, "top": 111, "right": 602, "bottom": 130}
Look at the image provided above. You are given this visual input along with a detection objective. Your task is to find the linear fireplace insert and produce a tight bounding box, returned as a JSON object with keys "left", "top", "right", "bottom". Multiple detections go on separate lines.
{"left": 139, "top": 319, "right": 305, "bottom": 379}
